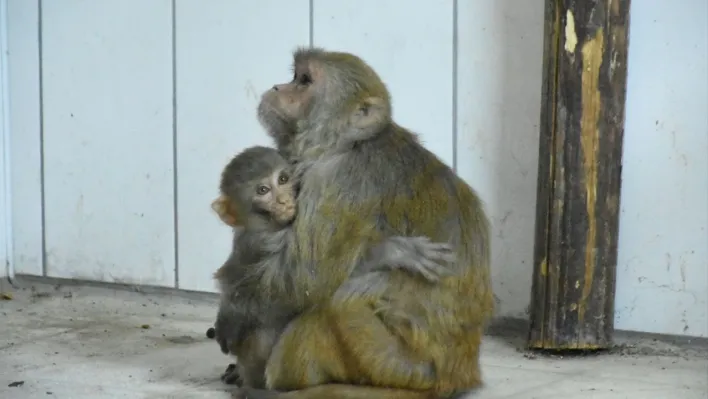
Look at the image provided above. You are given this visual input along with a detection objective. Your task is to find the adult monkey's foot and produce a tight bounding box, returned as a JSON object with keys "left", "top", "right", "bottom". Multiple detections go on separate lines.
{"left": 231, "top": 387, "right": 280, "bottom": 399}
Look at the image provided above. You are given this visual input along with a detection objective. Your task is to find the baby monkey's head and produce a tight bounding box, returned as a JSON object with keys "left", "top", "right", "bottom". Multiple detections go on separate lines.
{"left": 212, "top": 146, "right": 297, "bottom": 228}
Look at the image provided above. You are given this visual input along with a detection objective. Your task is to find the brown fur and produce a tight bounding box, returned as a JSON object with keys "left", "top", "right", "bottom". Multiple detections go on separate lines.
{"left": 211, "top": 146, "right": 457, "bottom": 393}
{"left": 230, "top": 48, "right": 494, "bottom": 399}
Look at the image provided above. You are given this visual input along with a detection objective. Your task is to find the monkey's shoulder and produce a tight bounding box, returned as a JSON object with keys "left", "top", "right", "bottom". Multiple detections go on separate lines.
{"left": 353, "top": 129, "right": 465, "bottom": 187}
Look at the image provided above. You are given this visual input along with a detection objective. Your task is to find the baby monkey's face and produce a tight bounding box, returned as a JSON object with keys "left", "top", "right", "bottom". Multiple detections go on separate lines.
{"left": 251, "top": 166, "right": 297, "bottom": 225}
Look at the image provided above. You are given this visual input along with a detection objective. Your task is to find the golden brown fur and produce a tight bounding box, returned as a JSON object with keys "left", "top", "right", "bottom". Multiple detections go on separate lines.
{"left": 211, "top": 145, "right": 457, "bottom": 393}
{"left": 226, "top": 48, "right": 495, "bottom": 399}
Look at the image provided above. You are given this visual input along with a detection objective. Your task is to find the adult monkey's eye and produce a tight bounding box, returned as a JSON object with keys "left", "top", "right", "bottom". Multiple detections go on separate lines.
{"left": 300, "top": 74, "right": 312, "bottom": 85}
{"left": 256, "top": 185, "right": 270, "bottom": 195}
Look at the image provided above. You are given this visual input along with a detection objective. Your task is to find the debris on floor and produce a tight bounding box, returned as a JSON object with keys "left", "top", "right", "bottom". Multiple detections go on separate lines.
{"left": 1, "top": 281, "right": 706, "bottom": 399}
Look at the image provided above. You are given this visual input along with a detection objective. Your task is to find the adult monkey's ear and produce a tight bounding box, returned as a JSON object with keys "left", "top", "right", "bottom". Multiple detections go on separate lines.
{"left": 339, "top": 96, "right": 392, "bottom": 150}
{"left": 349, "top": 96, "right": 391, "bottom": 133}
{"left": 211, "top": 195, "right": 241, "bottom": 227}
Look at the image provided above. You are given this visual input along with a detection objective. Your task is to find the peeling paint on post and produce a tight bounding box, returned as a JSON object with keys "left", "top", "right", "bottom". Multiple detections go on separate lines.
{"left": 528, "top": 0, "right": 631, "bottom": 350}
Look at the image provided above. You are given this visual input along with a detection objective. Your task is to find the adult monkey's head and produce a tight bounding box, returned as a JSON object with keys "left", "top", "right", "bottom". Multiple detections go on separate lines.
{"left": 257, "top": 48, "right": 393, "bottom": 156}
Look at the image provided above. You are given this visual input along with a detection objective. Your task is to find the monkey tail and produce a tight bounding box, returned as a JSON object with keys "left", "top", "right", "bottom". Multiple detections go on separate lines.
{"left": 235, "top": 385, "right": 453, "bottom": 399}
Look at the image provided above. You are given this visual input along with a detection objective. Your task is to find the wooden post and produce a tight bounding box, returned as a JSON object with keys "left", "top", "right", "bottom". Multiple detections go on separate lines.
{"left": 528, "top": 0, "right": 631, "bottom": 350}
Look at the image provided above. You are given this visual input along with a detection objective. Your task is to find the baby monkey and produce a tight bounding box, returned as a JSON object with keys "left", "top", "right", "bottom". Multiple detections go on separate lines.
{"left": 209, "top": 146, "right": 456, "bottom": 387}
{"left": 210, "top": 146, "right": 298, "bottom": 387}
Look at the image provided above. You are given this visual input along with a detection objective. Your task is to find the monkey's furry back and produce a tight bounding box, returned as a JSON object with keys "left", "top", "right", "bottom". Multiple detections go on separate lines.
{"left": 289, "top": 122, "right": 494, "bottom": 325}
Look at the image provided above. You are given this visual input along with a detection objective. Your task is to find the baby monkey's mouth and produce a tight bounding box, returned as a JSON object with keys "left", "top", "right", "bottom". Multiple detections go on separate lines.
{"left": 273, "top": 205, "right": 297, "bottom": 226}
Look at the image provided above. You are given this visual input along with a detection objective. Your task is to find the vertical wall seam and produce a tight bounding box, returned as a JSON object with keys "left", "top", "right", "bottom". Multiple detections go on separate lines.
{"left": 38, "top": 0, "right": 47, "bottom": 277}
{"left": 451, "top": 0, "right": 458, "bottom": 172}
{"left": 0, "top": 0, "right": 14, "bottom": 281}
{"left": 171, "top": 0, "right": 179, "bottom": 289}
{"left": 308, "top": 0, "right": 314, "bottom": 46}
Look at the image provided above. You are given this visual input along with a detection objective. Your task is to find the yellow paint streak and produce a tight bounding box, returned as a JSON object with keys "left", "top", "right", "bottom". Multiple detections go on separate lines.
{"left": 540, "top": 258, "right": 548, "bottom": 277}
{"left": 577, "top": 29, "right": 604, "bottom": 327}
{"left": 564, "top": 10, "right": 578, "bottom": 53}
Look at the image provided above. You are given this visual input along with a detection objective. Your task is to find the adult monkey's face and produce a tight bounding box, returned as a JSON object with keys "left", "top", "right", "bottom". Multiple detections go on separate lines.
{"left": 257, "top": 55, "right": 320, "bottom": 137}
{"left": 257, "top": 48, "right": 393, "bottom": 152}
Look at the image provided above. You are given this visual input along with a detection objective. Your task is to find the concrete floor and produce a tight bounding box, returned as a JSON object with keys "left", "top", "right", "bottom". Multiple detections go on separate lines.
{"left": 1, "top": 279, "right": 706, "bottom": 399}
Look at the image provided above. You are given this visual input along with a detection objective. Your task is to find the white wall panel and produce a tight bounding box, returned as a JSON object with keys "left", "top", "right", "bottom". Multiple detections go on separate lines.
{"left": 313, "top": 0, "right": 455, "bottom": 167}
{"left": 41, "top": 0, "right": 175, "bottom": 286}
{"left": 0, "top": 3, "right": 7, "bottom": 277}
{"left": 456, "top": 0, "right": 545, "bottom": 317}
{"left": 174, "top": 0, "right": 310, "bottom": 292}
{"left": 615, "top": 0, "right": 708, "bottom": 338}
{"left": 3, "top": 0, "right": 704, "bottom": 338}
{"left": 7, "top": 0, "right": 43, "bottom": 276}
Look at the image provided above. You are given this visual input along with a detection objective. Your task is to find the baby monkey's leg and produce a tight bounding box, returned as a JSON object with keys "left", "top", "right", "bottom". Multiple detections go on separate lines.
{"left": 221, "top": 363, "right": 241, "bottom": 385}
{"left": 208, "top": 324, "right": 282, "bottom": 388}
{"left": 206, "top": 326, "right": 241, "bottom": 384}
{"left": 233, "top": 327, "right": 281, "bottom": 388}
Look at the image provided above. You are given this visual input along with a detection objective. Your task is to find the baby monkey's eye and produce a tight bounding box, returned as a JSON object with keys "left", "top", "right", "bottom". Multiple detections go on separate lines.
{"left": 278, "top": 173, "right": 289, "bottom": 185}
{"left": 256, "top": 185, "right": 270, "bottom": 195}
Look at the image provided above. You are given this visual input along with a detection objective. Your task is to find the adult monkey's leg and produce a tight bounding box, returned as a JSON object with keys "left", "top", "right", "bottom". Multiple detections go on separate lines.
{"left": 264, "top": 304, "right": 436, "bottom": 391}
{"left": 233, "top": 305, "right": 486, "bottom": 399}
{"left": 233, "top": 304, "right": 442, "bottom": 399}
{"left": 235, "top": 386, "right": 436, "bottom": 399}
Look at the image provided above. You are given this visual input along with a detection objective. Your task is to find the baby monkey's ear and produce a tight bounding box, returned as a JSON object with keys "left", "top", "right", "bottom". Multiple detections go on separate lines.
{"left": 211, "top": 195, "right": 241, "bottom": 227}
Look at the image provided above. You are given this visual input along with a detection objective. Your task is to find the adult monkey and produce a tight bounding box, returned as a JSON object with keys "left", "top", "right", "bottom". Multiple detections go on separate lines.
{"left": 234, "top": 48, "right": 494, "bottom": 399}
